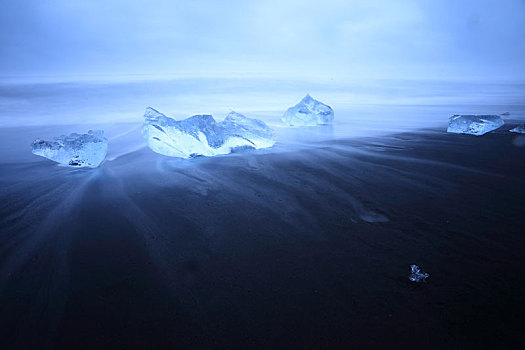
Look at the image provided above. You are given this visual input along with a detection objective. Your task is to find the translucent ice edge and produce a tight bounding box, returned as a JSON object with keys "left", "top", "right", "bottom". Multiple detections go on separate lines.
{"left": 282, "top": 94, "right": 334, "bottom": 127}
{"left": 31, "top": 130, "right": 108, "bottom": 168}
{"left": 142, "top": 108, "right": 275, "bottom": 158}
{"left": 447, "top": 114, "right": 504, "bottom": 136}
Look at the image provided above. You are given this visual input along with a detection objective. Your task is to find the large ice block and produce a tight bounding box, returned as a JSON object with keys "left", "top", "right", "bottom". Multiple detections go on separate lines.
{"left": 510, "top": 124, "right": 525, "bottom": 134}
{"left": 31, "top": 130, "right": 108, "bottom": 167}
{"left": 282, "top": 94, "right": 334, "bottom": 126}
{"left": 447, "top": 115, "right": 503, "bottom": 136}
{"left": 142, "top": 108, "right": 275, "bottom": 158}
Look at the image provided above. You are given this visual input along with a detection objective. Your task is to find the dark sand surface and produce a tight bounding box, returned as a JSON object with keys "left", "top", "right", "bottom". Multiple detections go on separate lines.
{"left": 1, "top": 124, "right": 524, "bottom": 349}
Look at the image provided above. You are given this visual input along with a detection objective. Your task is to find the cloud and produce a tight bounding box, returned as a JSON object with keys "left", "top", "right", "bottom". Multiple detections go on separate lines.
{"left": 0, "top": 0, "right": 524, "bottom": 80}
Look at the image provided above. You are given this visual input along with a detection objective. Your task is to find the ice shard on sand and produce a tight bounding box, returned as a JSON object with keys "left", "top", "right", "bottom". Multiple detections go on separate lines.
{"left": 31, "top": 130, "right": 108, "bottom": 167}
{"left": 142, "top": 108, "right": 275, "bottom": 158}
{"left": 447, "top": 115, "right": 503, "bottom": 136}
{"left": 282, "top": 94, "right": 334, "bottom": 126}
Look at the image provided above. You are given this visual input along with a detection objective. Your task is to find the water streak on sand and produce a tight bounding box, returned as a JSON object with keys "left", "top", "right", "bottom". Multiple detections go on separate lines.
{"left": 0, "top": 122, "right": 524, "bottom": 348}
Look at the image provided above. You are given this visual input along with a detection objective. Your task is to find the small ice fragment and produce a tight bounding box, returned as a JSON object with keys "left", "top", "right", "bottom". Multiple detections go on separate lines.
{"left": 447, "top": 115, "right": 504, "bottom": 136}
{"left": 510, "top": 124, "right": 525, "bottom": 134}
{"left": 409, "top": 265, "right": 429, "bottom": 283}
{"left": 31, "top": 130, "right": 108, "bottom": 167}
{"left": 282, "top": 94, "right": 334, "bottom": 126}
{"left": 142, "top": 108, "right": 275, "bottom": 158}
{"left": 501, "top": 112, "right": 510, "bottom": 116}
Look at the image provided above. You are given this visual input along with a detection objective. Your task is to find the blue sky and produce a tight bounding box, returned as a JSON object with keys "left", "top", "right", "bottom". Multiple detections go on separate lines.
{"left": 1, "top": 0, "right": 525, "bottom": 81}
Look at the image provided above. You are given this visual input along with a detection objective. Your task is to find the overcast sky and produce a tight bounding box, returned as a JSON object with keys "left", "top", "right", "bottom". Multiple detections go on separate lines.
{"left": 1, "top": 0, "right": 524, "bottom": 81}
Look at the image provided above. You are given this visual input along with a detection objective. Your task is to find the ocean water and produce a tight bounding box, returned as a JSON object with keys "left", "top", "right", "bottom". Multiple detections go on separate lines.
{"left": 1, "top": 77, "right": 524, "bottom": 127}
{"left": 1, "top": 78, "right": 524, "bottom": 164}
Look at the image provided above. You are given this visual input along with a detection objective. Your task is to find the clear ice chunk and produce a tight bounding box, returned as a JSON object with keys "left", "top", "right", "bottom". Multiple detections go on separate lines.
{"left": 142, "top": 108, "right": 275, "bottom": 158}
{"left": 447, "top": 115, "right": 504, "bottom": 136}
{"left": 510, "top": 124, "right": 525, "bottom": 134}
{"left": 409, "top": 265, "right": 429, "bottom": 283}
{"left": 31, "top": 130, "right": 108, "bottom": 167}
{"left": 282, "top": 94, "right": 334, "bottom": 126}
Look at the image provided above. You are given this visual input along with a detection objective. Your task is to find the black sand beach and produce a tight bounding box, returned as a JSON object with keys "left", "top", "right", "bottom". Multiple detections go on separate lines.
{"left": 1, "top": 124, "right": 524, "bottom": 349}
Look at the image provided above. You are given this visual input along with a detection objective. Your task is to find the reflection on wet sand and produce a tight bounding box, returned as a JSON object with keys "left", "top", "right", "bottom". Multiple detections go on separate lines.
{"left": 1, "top": 123, "right": 524, "bottom": 348}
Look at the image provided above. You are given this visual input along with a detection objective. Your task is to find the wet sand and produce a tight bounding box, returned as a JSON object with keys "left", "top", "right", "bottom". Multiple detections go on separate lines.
{"left": 1, "top": 124, "right": 524, "bottom": 349}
